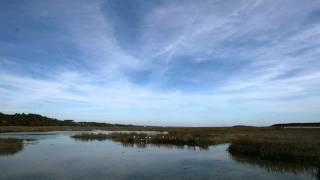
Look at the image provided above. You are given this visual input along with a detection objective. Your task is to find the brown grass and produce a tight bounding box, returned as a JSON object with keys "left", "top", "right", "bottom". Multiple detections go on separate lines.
{"left": 0, "top": 138, "right": 24, "bottom": 155}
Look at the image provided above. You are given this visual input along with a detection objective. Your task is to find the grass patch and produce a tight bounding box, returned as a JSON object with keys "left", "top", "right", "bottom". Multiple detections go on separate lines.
{"left": 230, "top": 153, "right": 320, "bottom": 179}
{"left": 228, "top": 137, "right": 320, "bottom": 166}
{"left": 71, "top": 128, "right": 320, "bottom": 155}
{"left": 0, "top": 138, "right": 24, "bottom": 156}
{"left": 71, "top": 132, "right": 226, "bottom": 149}
{"left": 71, "top": 133, "right": 110, "bottom": 141}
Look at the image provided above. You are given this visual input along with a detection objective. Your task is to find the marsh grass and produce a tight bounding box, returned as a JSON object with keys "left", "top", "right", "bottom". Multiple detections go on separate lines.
{"left": 71, "top": 132, "right": 223, "bottom": 149}
{"left": 0, "top": 138, "right": 24, "bottom": 155}
{"left": 230, "top": 153, "right": 320, "bottom": 179}
{"left": 71, "top": 128, "right": 320, "bottom": 167}
{"left": 4, "top": 125, "right": 320, "bottom": 166}
{"left": 228, "top": 137, "right": 320, "bottom": 166}
{"left": 71, "top": 133, "right": 110, "bottom": 141}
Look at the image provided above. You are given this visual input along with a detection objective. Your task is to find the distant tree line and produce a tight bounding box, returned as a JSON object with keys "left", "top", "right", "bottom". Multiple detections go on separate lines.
{"left": 0, "top": 112, "right": 133, "bottom": 127}
{"left": 271, "top": 123, "right": 320, "bottom": 128}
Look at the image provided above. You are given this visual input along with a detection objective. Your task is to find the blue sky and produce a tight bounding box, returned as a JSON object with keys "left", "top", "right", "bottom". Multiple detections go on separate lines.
{"left": 1, "top": 0, "right": 320, "bottom": 126}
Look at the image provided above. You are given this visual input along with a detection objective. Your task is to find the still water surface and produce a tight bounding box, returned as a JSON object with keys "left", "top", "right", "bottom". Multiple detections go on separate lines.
{"left": 0, "top": 131, "right": 318, "bottom": 180}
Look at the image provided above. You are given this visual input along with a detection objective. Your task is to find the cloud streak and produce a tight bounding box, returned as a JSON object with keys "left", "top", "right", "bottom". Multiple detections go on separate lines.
{"left": 0, "top": 0, "right": 320, "bottom": 126}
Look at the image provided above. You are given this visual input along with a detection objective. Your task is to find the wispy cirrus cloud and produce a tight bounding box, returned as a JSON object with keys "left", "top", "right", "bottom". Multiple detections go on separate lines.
{"left": 0, "top": 0, "right": 320, "bottom": 126}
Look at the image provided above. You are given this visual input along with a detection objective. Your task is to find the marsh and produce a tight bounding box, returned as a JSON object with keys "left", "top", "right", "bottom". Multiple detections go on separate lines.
{"left": 0, "top": 131, "right": 319, "bottom": 180}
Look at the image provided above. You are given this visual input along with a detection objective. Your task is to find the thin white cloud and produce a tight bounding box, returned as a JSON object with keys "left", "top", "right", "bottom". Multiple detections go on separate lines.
{"left": 0, "top": 0, "right": 320, "bottom": 125}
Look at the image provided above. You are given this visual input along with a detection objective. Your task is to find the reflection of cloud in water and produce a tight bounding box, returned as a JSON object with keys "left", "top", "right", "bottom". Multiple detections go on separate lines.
{"left": 230, "top": 153, "right": 320, "bottom": 180}
{"left": 0, "top": 138, "right": 24, "bottom": 156}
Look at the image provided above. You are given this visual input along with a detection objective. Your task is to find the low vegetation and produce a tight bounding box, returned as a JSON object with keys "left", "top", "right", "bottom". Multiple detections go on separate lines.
{"left": 272, "top": 122, "right": 320, "bottom": 128}
{"left": 71, "top": 128, "right": 320, "bottom": 167}
{"left": 71, "top": 132, "right": 228, "bottom": 149}
{"left": 71, "top": 133, "right": 110, "bottom": 141}
{"left": 0, "top": 138, "right": 24, "bottom": 156}
{"left": 228, "top": 136, "right": 320, "bottom": 166}
{"left": 230, "top": 152, "right": 320, "bottom": 179}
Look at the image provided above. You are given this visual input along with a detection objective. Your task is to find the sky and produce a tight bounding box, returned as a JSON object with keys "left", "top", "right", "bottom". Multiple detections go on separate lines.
{"left": 0, "top": 0, "right": 320, "bottom": 126}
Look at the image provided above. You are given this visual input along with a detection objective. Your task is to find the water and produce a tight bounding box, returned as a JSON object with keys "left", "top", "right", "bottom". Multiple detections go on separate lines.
{"left": 0, "top": 131, "right": 318, "bottom": 180}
